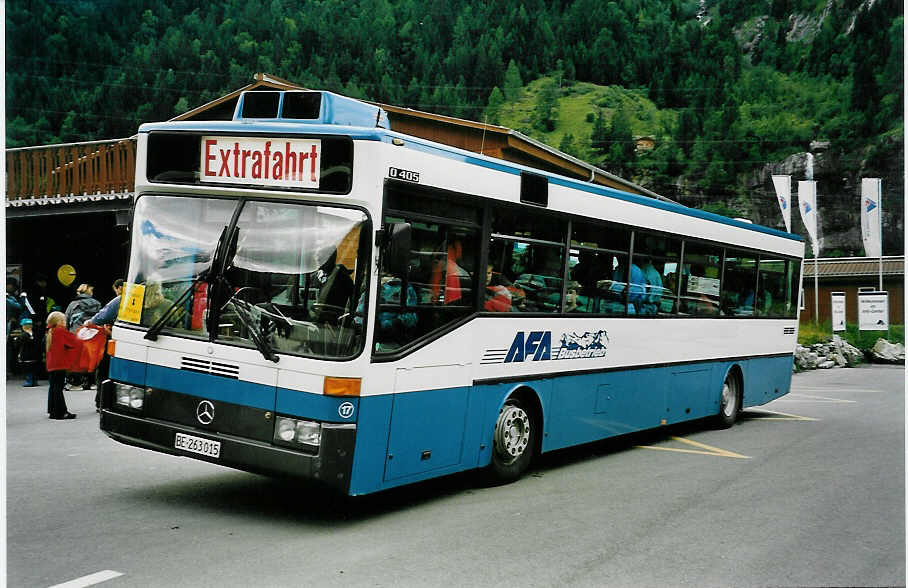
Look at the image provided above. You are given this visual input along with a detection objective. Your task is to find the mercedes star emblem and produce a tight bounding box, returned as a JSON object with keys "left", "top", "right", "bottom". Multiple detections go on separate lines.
{"left": 196, "top": 400, "right": 215, "bottom": 425}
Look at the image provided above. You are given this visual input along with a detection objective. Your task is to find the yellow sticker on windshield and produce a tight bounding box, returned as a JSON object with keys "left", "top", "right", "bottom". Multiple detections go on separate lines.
{"left": 118, "top": 283, "right": 145, "bottom": 324}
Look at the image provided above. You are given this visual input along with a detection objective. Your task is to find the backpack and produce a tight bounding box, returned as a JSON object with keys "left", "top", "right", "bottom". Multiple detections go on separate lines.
{"left": 67, "top": 297, "right": 101, "bottom": 332}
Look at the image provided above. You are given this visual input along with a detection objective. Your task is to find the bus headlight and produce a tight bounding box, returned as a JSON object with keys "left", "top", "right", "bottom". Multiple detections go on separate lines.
{"left": 115, "top": 384, "right": 146, "bottom": 410}
{"left": 273, "top": 417, "right": 321, "bottom": 448}
{"left": 276, "top": 418, "right": 296, "bottom": 442}
{"left": 295, "top": 421, "right": 321, "bottom": 445}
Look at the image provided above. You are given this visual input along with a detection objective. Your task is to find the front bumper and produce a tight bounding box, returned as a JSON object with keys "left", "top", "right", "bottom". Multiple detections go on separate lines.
{"left": 99, "top": 383, "right": 356, "bottom": 493}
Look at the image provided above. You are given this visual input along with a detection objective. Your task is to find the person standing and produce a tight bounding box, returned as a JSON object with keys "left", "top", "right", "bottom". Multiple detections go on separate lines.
{"left": 64, "top": 283, "right": 101, "bottom": 390}
{"left": 6, "top": 277, "right": 25, "bottom": 377}
{"left": 85, "top": 279, "right": 123, "bottom": 411}
{"left": 64, "top": 283, "right": 101, "bottom": 332}
{"left": 45, "top": 311, "right": 78, "bottom": 420}
{"left": 18, "top": 318, "right": 42, "bottom": 387}
{"left": 21, "top": 273, "right": 51, "bottom": 337}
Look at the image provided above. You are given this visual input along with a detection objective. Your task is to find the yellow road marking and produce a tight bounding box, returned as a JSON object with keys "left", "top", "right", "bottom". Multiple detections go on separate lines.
{"left": 635, "top": 436, "right": 750, "bottom": 459}
{"left": 743, "top": 408, "right": 820, "bottom": 421}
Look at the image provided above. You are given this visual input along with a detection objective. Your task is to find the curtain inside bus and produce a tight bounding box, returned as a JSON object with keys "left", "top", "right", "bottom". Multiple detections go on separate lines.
{"left": 124, "top": 195, "right": 369, "bottom": 359}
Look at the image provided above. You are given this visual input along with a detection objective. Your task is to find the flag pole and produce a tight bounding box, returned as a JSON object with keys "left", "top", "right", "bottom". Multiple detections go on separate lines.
{"left": 877, "top": 179, "right": 883, "bottom": 292}
{"left": 814, "top": 248, "right": 819, "bottom": 324}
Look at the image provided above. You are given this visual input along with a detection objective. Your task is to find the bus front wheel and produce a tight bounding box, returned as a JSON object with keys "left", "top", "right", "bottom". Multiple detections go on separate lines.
{"left": 715, "top": 370, "right": 741, "bottom": 429}
{"left": 487, "top": 397, "right": 536, "bottom": 484}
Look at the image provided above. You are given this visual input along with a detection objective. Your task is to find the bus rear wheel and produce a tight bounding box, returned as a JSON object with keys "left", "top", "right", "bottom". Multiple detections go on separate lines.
{"left": 715, "top": 371, "right": 741, "bottom": 429}
{"left": 486, "top": 397, "right": 535, "bottom": 484}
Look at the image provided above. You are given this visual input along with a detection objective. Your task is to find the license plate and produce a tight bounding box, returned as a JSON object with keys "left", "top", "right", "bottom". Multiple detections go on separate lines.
{"left": 174, "top": 432, "right": 221, "bottom": 459}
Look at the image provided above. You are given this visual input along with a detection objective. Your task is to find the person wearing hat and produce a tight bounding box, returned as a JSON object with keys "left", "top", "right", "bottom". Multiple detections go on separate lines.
{"left": 18, "top": 317, "right": 41, "bottom": 387}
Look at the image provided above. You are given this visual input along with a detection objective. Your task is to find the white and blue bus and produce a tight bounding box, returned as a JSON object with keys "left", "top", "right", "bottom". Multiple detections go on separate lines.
{"left": 100, "top": 90, "right": 804, "bottom": 495}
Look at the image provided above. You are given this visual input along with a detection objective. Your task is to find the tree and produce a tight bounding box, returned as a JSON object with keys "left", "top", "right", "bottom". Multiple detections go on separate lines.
{"left": 485, "top": 87, "right": 505, "bottom": 125}
{"left": 532, "top": 79, "right": 559, "bottom": 132}
{"left": 503, "top": 60, "right": 523, "bottom": 101}
{"left": 558, "top": 133, "right": 581, "bottom": 158}
{"left": 604, "top": 108, "right": 635, "bottom": 173}
{"left": 591, "top": 109, "right": 608, "bottom": 153}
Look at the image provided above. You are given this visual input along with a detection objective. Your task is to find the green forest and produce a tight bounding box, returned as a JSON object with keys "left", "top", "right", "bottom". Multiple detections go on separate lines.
{"left": 5, "top": 0, "right": 903, "bottom": 196}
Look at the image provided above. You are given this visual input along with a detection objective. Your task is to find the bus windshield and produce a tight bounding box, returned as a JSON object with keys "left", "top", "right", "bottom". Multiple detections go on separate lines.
{"left": 124, "top": 194, "right": 369, "bottom": 359}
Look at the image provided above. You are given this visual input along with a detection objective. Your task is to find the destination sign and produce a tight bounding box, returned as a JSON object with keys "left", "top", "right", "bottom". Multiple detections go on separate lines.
{"left": 200, "top": 136, "right": 321, "bottom": 189}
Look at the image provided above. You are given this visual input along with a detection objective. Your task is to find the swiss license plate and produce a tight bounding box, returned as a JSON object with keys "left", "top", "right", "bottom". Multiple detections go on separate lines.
{"left": 174, "top": 432, "right": 221, "bottom": 459}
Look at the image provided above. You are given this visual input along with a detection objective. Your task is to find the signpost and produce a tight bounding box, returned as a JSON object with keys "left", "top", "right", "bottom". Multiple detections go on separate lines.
{"left": 858, "top": 291, "right": 889, "bottom": 332}
{"left": 831, "top": 292, "right": 846, "bottom": 332}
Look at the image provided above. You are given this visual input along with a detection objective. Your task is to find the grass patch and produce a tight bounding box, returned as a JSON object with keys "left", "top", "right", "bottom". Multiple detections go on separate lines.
{"left": 496, "top": 77, "right": 674, "bottom": 162}
{"left": 798, "top": 322, "right": 904, "bottom": 349}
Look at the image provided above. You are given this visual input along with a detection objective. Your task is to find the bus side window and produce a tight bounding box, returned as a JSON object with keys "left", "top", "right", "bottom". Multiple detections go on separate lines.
{"left": 375, "top": 215, "right": 478, "bottom": 352}
{"left": 720, "top": 249, "right": 757, "bottom": 317}
{"left": 680, "top": 242, "right": 722, "bottom": 316}
{"left": 756, "top": 257, "right": 788, "bottom": 317}
{"left": 632, "top": 233, "right": 681, "bottom": 315}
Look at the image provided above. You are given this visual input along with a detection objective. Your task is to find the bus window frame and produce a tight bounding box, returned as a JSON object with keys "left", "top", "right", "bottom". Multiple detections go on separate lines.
{"left": 117, "top": 191, "right": 374, "bottom": 362}
{"left": 144, "top": 131, "right": 356, "bottom": 196}
{"left": 371, "top": 180, "right": 803, "bottom": 362}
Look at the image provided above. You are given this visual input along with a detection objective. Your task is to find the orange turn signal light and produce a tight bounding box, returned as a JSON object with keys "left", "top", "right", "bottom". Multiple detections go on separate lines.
{"left": 107, "top": 340, "right": 116, "bottom": 357}
{"left": 324, "top": 376, "right": 361, "bottom": 397}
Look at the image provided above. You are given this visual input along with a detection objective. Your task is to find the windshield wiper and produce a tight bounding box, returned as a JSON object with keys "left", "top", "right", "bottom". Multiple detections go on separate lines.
{"left": 144, "top": 223, "right": 240, "bottom": 342}
{"left": 225, "top": 295, "right": 280, "bottom": 363}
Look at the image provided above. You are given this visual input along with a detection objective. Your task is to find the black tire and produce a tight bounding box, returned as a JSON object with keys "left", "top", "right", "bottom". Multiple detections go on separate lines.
{"left": 485, "top": 397, "right": 536, "bottom": 484}
{"left": 714, "top": 370, "right": 741, "bottom": 429}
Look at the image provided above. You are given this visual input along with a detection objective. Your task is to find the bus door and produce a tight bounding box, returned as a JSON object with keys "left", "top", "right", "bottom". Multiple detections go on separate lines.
{"left": 385, "top": 355, "right": 474, "bottom": 482}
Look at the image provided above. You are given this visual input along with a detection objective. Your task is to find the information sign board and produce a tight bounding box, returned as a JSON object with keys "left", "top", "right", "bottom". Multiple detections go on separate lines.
{"left": 831, "top": 292, "right": 846, "bottom": 331}
{"left": 858, "top": 291, "right": 889, "bottom": 331}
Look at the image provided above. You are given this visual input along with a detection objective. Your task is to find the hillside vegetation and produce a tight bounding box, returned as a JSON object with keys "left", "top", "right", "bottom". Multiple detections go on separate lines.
{"left": 6, "top": 0, "right": 903, "bottom": 198}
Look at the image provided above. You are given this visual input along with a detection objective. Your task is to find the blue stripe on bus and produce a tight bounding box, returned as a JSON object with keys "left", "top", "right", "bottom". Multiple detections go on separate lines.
{"left": 139, "top": 121, "right": 388, "bottom": 141}
{"left": 387, "top": 132, "right": 800, "bottom": 242}
{"left": 113, "top": 353, "right": 793, "bottom": 496}
{"left": 275, "top": 387, "right": 359, "bottom": 424}
{"left": 110, "top": 357, "right": 360, "bottom": 423}
{"left": 109, "top": 357, "right": 147, "bottom": 386}
{"left": 144, "top": 364, "right": 275, "bottom": 410}
{"left": 346, "top": 354, "right": 793, "bottom": 495}
{"left": 139, "top": 120, "right": 800, "bottom": 243}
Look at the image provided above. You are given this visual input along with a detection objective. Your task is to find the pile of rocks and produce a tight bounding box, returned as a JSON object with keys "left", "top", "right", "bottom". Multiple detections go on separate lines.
{"left": 871, "top": 338, "right": 906, "bottom": 364}
{"left": 794, "top": 335, "right": 905, "bottom": 371}
{"left": 794, "top": 335, "right": 865, "bottom": 370}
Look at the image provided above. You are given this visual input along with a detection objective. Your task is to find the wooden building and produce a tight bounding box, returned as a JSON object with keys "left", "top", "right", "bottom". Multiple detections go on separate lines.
{"left": 5, "top": 73, "right": 667, "bottom": 306}
{"left": 800, "top": 256, "right": 905, "bottom": 325}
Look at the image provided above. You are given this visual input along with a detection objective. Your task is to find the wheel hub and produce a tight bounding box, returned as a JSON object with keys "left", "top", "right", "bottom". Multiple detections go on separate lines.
{"left": 494, "top": 404, "right": 530, "bottom": 462}
{"left": 722, "top": 381, "right": 736, "bottom": 417}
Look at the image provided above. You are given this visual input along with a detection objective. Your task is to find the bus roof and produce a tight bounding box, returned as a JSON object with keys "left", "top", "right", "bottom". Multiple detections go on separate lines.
{"left": 139, "top": 91, "right": 803, "bottom": 246}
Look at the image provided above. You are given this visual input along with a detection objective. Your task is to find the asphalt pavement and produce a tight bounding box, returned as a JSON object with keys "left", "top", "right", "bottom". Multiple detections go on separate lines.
{"left": 5, "top": 364, "right": 905, "bottom": 587}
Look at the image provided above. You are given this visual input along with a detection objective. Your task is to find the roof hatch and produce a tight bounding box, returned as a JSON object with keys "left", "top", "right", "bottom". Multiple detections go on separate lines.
{"left": 234, "top": 90, "right": 389, "bottom": 129}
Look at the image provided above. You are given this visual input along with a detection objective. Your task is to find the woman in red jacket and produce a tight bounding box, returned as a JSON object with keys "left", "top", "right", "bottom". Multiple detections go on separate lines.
{"left": 45, "top": 311, "right": 79, "bottom": 420}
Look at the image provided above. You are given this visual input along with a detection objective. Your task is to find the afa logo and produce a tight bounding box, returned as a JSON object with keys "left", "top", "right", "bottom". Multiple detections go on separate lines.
{"left": 483, "top": 329, "right": 609, "bottom": 364}
{"left": 505, "top": 331, "right": 551, "bottom": 363}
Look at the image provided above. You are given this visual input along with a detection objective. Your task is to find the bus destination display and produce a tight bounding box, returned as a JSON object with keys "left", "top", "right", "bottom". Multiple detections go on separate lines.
{"left": 201, "top": 136, "right": 321, "bottom": 189}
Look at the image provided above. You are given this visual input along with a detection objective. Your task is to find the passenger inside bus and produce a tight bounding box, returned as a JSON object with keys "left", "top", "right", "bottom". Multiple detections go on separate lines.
{"left": 611, "top": 261, "right": 645, "bottom": 314}
{"left": 357, "top": 276, "right": 418, "bottom": 351}
{"left": 637, "top": 256, "right": 663, "bottom": 315}
{"left": 142, "top": 279, "right": 175, "bottom": 325}
{"left": 311, "top": 264, "right": 354, "bottom": 323}
{"left": 484, "top": 264, "right": 513, "bottom": 312}
{"left": 429, "top": 239, "right": 471, "bottom": 305}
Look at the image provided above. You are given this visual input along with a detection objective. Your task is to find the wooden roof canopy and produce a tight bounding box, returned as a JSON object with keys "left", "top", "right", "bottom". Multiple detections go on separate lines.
{"left": 173, "top": 73, "right": 665, "bottom": 201}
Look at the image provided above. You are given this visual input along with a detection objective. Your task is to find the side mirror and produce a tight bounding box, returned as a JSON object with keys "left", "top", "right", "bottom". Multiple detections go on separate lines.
{"left": 386, "top": 222, "right": 412, "bottom": 276}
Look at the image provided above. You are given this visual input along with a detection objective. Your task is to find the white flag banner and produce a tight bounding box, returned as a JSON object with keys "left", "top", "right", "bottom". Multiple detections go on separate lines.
{"left": 771, "top": 175, "right": 792, "bottom": 232}
{"left": 797, "top": 180, "right": 819, "bottom": 256}
{"left": 860, "top": 178, "right": 882, "bottom": 258}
